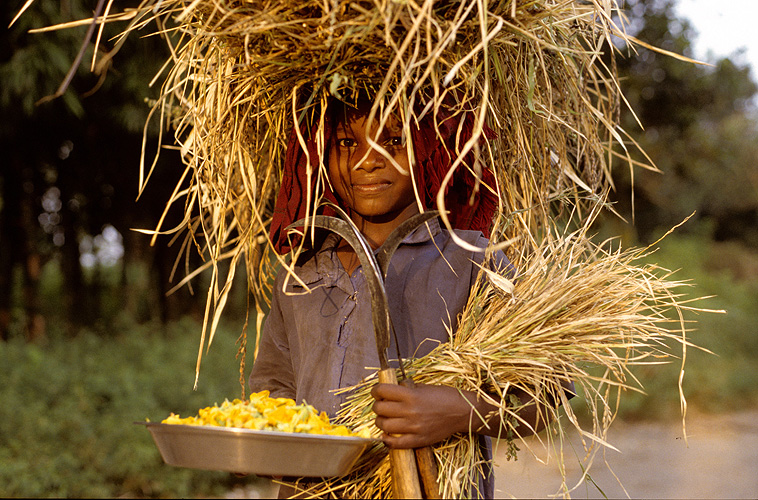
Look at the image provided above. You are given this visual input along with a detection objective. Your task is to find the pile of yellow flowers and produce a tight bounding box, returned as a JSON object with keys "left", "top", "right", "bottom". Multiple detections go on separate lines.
{"left": 161, "top": 390, "right": 366, "bottom": 437}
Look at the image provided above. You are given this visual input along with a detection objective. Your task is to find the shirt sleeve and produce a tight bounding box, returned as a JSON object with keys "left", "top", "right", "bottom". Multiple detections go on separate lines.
{"left": 247, "top": 272, "right": 297, "bottom": 399}
{"left": 468, "top": 234, "right": 516, "bottom": 288}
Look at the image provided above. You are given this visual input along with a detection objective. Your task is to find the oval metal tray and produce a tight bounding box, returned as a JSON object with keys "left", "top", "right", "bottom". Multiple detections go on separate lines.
{"left": 139, "top": 422, "right": 376, "bottom": 477}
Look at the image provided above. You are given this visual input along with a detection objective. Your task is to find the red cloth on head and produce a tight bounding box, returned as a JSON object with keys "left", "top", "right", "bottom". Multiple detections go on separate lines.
{"left": 410, "top": 107, "right": 498, "bottom": 242}
{"left": 269, "top": 103, "right": 498, "bottom": 255}
{"left": 268, "top": 121, "right": 340, "bottom": 255}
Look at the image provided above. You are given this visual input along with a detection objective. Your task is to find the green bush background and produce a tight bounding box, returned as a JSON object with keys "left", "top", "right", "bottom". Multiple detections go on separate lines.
{"left": 0, "top": 316, "right": 265, "bottom": 498}
{"left": 608, "top": 230, "right": 758, "bottom": 420}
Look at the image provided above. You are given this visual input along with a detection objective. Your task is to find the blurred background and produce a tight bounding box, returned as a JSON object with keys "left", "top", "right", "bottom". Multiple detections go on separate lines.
{"left": 1, "top": 0, "right": 756, "bottom": 497}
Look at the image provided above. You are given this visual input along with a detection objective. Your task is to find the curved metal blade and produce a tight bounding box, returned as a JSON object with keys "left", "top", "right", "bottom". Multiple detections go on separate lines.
{"left": 317, "top": 200, "right": 440, "bottom": 277}
{"left": 375, "top": 210, "right": 439, "bottom": 279}
{"left": 286, "top": 215, "right": 392, "bottom": 369}
{"left": 286, "top": 208, "right": 441, "bottom": 375}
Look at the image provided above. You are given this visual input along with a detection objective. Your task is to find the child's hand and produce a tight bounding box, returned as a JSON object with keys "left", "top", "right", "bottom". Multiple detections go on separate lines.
{"left": 370, "top": 382, "right": 475, "bottom": 449}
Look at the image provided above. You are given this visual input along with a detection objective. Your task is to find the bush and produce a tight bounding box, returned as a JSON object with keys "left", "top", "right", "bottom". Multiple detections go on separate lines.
{"left": 0, "top": 317, "right": 266, "bottom": 498}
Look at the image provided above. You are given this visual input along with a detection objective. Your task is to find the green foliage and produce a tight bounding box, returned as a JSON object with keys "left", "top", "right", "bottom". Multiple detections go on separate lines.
{"left": 0, "top": 318, "right": 264, "bottom": 498}
{"left": 615, "top": 113, "right": 758, "bottom": 246}
{"left": 611, "top": 0, "right": 758, "bottom": 246}
{"left": 2, "top": 0, "right": 169, "bottom": 129}
{"left": 2, "top": 1, "right": 89, "bottom": 117}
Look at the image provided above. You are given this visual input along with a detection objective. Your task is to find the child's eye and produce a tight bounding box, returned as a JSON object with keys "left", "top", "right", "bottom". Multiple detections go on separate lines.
{"left": 337, "top": 138, "right": 356, "bottom": 148}
{"left": 384, "top": 136, "right": 404, "bottom": 147}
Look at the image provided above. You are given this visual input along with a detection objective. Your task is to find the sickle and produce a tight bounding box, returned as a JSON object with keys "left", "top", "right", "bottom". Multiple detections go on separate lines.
{"left": 289, "top": 213, "right": 393, "bottom": 370}
{"left": 287, "top": 204, "right": 439, "bottom": 371}
{"left": 286, "top": 207, "right": 441, "bottom": 499}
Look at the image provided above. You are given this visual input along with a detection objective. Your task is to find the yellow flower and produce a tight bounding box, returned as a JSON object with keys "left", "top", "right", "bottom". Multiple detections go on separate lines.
{"left": 160, "top": 395, "right": 362, "bottom": 436}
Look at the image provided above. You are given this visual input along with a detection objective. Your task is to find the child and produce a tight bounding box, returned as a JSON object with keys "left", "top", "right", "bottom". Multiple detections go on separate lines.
{"left": 249, "top": 96, "right": 547, "bottom": 497}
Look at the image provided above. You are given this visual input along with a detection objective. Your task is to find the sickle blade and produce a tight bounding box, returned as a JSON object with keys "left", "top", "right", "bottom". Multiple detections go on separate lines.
{"left": 287, "top": 210, "right": 434, "bottom": 498}
{"left": 285, "top": 209, "right": 441, "bottom": 373}
{"left": 375, "top": 210, "right": 439, "bottom": 278}
{"left": 286, "top": 215, "right": 392, "bottom": 369}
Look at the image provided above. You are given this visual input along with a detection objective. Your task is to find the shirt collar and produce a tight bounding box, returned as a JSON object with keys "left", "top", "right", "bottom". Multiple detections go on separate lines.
{"left": 294, "top": 215, "right": 442, "bottom": 285}
{"left": 402, "top": 216, "right": 441, "bottom": 245}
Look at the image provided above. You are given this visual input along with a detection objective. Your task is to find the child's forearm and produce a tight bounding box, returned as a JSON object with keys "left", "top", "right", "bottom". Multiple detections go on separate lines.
{"left": 371, "top": 381, "right": 570, "bottom": 449}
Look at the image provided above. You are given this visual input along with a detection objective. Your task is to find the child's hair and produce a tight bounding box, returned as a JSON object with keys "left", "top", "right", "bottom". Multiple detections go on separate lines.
{"left": 269, "top": 94, "right": 498, "bottom": 254}
{"left": 325, "top": 92, "right": 374, "bottom": 131}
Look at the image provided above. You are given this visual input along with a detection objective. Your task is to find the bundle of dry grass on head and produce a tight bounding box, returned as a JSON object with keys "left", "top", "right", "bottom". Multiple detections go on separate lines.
{"left": 22, "top": 0, "right": 649, "bottom": 365}
{"left": 15, "top": 0, "right": 716, "bottom": 497}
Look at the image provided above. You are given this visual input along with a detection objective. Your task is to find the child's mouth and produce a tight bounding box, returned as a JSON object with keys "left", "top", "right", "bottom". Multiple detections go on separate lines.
{"left": 352, "top": 181, "right": 391, "bottom": 194}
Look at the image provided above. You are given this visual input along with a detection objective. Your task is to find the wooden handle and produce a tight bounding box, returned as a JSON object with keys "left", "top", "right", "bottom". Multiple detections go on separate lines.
{"left": 415, "top": 447, "right": 441, "bottom": 499}
{"left": 379, "top": 368, "right": 423, "bottom": 499}
{"left": 400, "top": 378, "right": 441, "bottom": 499}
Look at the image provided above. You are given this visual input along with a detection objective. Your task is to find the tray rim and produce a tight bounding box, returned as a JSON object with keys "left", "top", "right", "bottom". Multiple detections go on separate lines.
{"left": 136, "top": 420, "right": 379, "bottom": 444}
{"left": 136, "top": 420, "right": 380, "bottom": 477}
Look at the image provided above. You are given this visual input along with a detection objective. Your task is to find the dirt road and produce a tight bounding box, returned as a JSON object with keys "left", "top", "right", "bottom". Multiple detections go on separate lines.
{"left": 493, "top": 409, "right": 758, "bottom": 498}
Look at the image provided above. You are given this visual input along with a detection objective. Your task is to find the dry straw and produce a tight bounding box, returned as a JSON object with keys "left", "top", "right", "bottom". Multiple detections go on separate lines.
{"left": 15, "top": 1, "right": 715, "bottom": 497}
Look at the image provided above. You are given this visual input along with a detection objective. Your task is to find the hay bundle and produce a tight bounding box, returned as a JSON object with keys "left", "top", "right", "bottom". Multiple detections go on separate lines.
{"left": 147, "top": 0, "right": 626, "bottom": 247}
{"left": 77, "top": 0, "right": 638, "bottom": 362}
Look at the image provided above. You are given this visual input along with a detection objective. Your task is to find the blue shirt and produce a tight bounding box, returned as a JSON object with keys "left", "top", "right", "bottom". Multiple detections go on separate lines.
{"left": 248, "top": 217, "right": 507, "bottom": 412}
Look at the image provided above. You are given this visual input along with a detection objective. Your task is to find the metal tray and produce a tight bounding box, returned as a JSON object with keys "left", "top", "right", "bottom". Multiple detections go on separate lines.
{"left": 138, "top": 422, "right": 376, "bottom": 477}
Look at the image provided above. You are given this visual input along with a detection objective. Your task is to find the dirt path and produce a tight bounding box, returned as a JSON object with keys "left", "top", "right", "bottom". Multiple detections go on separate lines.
{"left": 493, "top": 409, "right": 758, "bottom": 499}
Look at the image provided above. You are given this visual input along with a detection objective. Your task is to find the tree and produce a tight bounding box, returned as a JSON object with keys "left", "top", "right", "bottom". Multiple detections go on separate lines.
{"left": 609, "top": 0, "right": 758, "bottom": 246}
{"left": 1, "top": 1, "right": 204, "bottom": 340}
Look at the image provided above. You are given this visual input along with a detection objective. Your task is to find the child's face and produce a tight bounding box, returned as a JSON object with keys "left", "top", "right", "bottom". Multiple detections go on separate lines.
{"left": 328, "top": 112, "right": 416, "bottom": 222}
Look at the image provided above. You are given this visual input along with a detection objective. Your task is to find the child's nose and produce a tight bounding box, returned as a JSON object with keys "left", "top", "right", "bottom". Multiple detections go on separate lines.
{"left": 354, "top": 146, "right": 385, "bottom": 172}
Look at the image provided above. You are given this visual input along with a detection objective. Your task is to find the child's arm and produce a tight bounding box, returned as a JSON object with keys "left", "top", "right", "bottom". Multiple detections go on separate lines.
{"left": 371, "top": 382, "right": 569, "bottom": 449}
